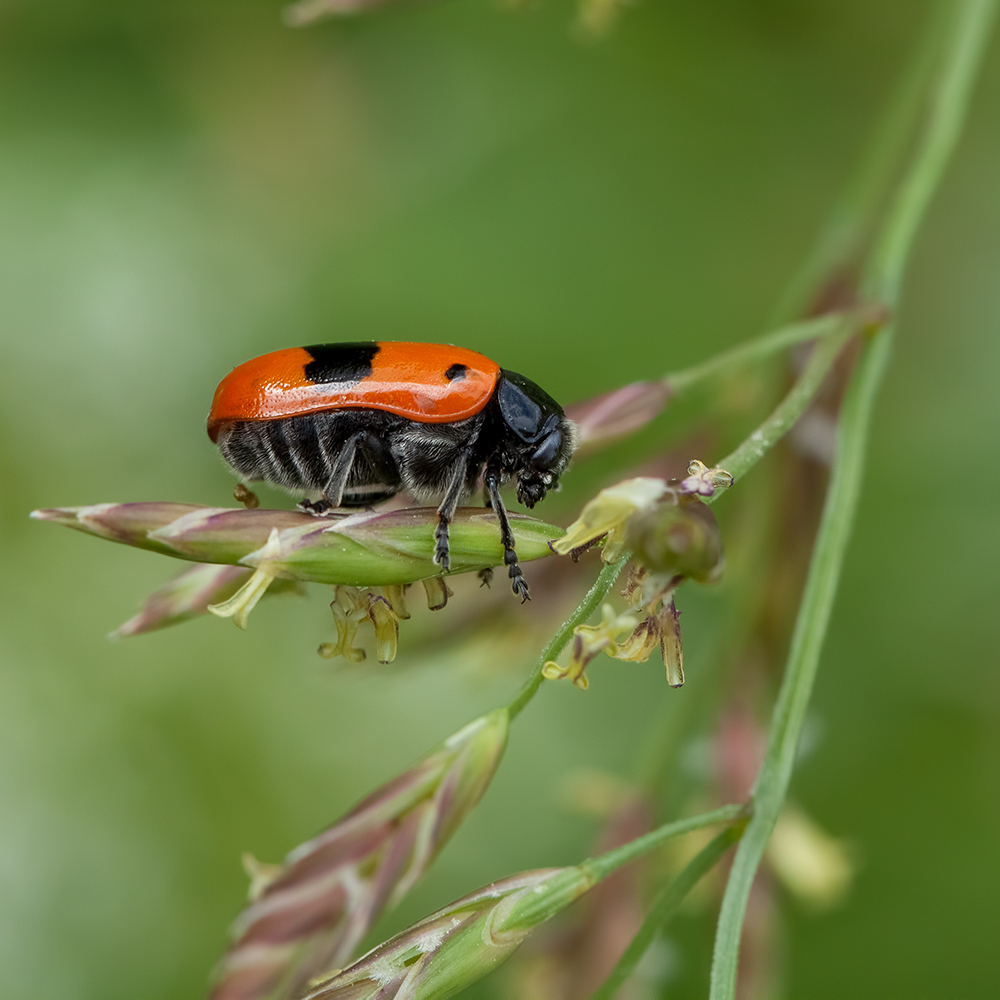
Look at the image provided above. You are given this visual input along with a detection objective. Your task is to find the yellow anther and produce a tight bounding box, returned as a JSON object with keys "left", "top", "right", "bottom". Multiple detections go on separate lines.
{"left": 208, "top": 565, "right": 276, "bottom": 630}
{"left": 366, "top": 594, "right": 399, "bottom": 664}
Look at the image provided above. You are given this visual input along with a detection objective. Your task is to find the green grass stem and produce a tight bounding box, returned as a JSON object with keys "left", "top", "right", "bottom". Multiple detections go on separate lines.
{"left": 507, "top": 554, "right": 630, "bottom": 720}
{"left": 865, "top": 0, "right": 999, "bottom": 302}
{"left": 709, "top": 318, "right": 856, "bottom": 490}
{"left": 768, "top": 2, "right": 955, "bottom": 324}
{"left": 708, "top": 325, "right": 891, "bottom": 1000}
{"left": 589, "top": 824, "right": 745, "bottom": 1000}
{"left": 662, "top": 312, "right": 848, "bottom": 394}
{"left": 709, "top": 4, "right": 997, "bottom": 996}
{"left": 583, "top": 803, "right": 747, "bottom": 882}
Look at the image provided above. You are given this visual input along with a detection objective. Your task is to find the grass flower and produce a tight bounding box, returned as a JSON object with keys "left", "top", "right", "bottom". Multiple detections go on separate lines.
{"left": 111, "top": 562, "right": 302, "bottom": 638}
{"left": 32, "top": 504, "right": 561, "bottom": 582}
{"left": 550, "top": 478, "right": 669, "bottom": 562}
{"left": 318, "top": 586, "right": 371, "bottom": 663}
{"left": 210, "top": 710, "right": 509, "bottom": 1000}
{"left": 32, "top": 503, "right": 562, "bottom": 638}
{"left": 546, "top": 480, "right": 724, "bottom": 688}
{"left": 299, "top": 805, "right": 745, "bottom": 1000}
{"left": 542, "top": 604, "right": 641, "bottom": 689}
{"left": 677, "top": 459, "right": 734, "bottom": 498}
{"left": 502, "top": 795, "right": 654, "bottom": 1000}
{"left": 300, "top": 868, "right": 596, "bottom": 1000}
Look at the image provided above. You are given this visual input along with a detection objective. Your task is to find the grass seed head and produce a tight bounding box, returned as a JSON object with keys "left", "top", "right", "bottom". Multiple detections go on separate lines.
{"left": 210, "top": 710, "right": 509, "bottom": 1000}
{"left": 301, "top": 866, "right": 595, "bottom": 1000}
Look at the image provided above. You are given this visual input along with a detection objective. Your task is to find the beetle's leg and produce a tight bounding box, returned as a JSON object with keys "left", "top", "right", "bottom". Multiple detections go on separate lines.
{"left": 434, "top": 449, "right": 473, "bottom": 571}
{"left": 484, "top": 470, "right": 529, "bottom": 602}
{"left": 299, "top": 431, "right": 364, "bottom": 515}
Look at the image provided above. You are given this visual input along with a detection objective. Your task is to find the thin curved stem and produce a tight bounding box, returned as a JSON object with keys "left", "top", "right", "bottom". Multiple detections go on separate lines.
{"left": 662, "top": 312, "right": 847, "bottom": 394}
{"left": 590, "top": 824, "right": 745, "bottom": 1000}
{"left": 583, "top": 803, "right": 748, "bottom": 881}
{"left": 708, "top": 317, "right": 857, "bottom": 492}
{"left": 507, "top": 554, "right": 629, "bottom": 720}
{"left": 768, "top": 2, "right": 955, "bottom": 324}
{"left": 865, "top": 0, "right": 999, "bottom": 302}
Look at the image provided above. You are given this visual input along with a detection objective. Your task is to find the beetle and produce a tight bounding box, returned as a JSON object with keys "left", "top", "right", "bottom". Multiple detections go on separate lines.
{"left": 207, "top": 342, "right": 577, "bottom": 600}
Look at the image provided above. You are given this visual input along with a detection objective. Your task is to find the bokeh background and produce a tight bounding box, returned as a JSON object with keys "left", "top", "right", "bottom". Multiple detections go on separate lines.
{"left": 1, "top": 0, "right": 998, "bottom": 997}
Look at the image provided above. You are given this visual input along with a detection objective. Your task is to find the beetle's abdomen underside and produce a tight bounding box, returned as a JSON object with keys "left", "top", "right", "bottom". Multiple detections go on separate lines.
{"left": 214, "top": 410, "right": 406, "bottom": 506}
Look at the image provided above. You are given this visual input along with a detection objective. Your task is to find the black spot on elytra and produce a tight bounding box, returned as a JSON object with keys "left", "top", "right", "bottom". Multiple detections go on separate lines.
{"left": 303, "top": 343, "right": 379, "bottom": 386}
{"left": 445, "top": 363, "right": 468, "bottom": 381}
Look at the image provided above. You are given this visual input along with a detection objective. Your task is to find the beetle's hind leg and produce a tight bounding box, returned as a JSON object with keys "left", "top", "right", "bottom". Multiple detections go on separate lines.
{"left": 484, "top": 470, "right": 529, "bottom": 602}
{"left": 299, "top": 431, "right": 364, "bottom": 515}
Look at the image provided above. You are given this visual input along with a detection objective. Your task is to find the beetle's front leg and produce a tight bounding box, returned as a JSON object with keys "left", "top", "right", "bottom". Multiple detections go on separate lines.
{"left": 484, "top": 469, "right": 529, "bottom": 602}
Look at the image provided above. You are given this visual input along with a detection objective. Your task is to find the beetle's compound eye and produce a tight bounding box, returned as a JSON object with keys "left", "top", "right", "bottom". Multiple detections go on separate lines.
{"left": 531, "top": 428, "right": 563, "bottom": 470}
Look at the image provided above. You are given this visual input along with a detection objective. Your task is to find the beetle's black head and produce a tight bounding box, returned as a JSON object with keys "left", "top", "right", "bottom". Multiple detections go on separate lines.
{"left": 493, "top": 369, "right": 577, "bottom": 508}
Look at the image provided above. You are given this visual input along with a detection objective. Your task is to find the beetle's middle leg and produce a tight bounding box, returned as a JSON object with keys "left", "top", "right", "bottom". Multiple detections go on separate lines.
{"left": 433, "top": 449, "right": 473, "bottom": 571}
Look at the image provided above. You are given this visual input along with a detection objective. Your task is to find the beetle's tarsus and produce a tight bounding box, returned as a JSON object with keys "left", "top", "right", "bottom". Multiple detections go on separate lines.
{"left": 434, "top": 515, "right": 451, "bottom": 571}
{"left": 505, "top": 547, "right": 530, "bottom": 602}
{"left": 299, "top": 497, "right": 334, "bottom": 516}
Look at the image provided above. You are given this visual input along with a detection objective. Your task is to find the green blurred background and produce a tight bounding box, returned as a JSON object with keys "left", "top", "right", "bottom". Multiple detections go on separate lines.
{"left": 1, "top": 0, "right": 998, "bottom": 996}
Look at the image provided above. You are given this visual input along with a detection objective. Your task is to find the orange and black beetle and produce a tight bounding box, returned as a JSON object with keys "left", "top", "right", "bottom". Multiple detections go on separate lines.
{"left": 208, "top": 342, "right": 577, "bottom": 600}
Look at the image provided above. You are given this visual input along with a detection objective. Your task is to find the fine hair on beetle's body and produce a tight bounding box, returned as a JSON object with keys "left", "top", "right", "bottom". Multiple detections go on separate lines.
{"left": 211, "top": 354, "right": 577, "bottom": 600}
{"left": 214, "top": 408, "right": 510, "bottom": 508}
